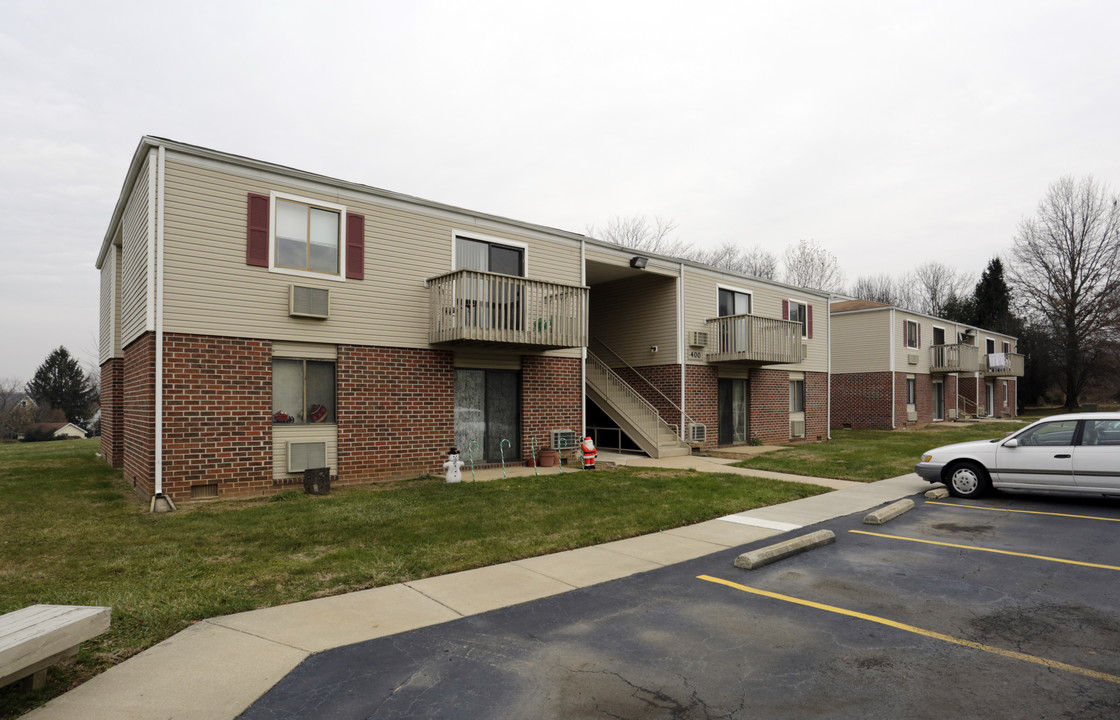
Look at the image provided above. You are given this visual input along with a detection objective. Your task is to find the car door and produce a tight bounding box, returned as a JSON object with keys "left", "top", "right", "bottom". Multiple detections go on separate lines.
{"left": 993, "top": 419, "right": 1078, "bottom": 489}
{"left": 1073, "top": 419, "right": 1120, "bottom": 491}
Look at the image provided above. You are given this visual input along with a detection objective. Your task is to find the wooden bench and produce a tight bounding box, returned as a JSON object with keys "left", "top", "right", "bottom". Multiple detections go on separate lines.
{"left": 0, "top": 605, "right": 111, "bottom": 691}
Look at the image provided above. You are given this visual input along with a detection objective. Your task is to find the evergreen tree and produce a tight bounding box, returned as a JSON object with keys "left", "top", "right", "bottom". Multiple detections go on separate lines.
{"left": 27, "top": 347, "right": 99, "bottom": 429}
{"left": 971, "top": 258, "right": 1015, "bottom": 335}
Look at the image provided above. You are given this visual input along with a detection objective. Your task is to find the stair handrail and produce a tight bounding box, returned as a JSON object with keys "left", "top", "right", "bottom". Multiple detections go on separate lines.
{"left": 589, "top": 337, "right": 702, "bottom": 436}
{"left": 585, "top": 352, "right": 664, "bottom": 446}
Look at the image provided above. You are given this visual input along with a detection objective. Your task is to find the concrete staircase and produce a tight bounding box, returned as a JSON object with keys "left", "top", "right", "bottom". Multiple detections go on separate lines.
{"left": 585, "top": 352, "right": 692, "bottom": 459}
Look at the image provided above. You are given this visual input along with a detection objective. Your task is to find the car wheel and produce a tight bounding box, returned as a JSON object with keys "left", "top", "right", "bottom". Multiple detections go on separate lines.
{"left": 945, "top": 461, "right": 991, "bottom": 499}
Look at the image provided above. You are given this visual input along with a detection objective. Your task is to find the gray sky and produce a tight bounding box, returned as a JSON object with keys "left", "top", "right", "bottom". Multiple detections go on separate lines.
{"left": 3, "top": 0, "right": 1118, "bottom": 383}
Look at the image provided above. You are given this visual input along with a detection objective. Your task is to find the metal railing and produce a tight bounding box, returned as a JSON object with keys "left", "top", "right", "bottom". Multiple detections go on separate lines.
{"left": 585, "top": 352, "right": 666, "bottom": 453}
{"left": 704, "top": 314, "right": 802, "bottom": 364}
{"left": 427, "top": 269, "right": 588, "bottom": 348}
{"left": 589, "top": 337, "right": 700, "bottom": 435}
{"left": 930, "top": 343, "right": 980, "bottom": 373}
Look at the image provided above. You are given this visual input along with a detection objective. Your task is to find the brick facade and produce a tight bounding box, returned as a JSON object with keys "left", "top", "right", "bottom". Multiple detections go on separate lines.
{"left": 833, "top": 371, "right": 1016, "bottom": 430}
{"left": 749, "top": 369, "right": 829, "bottom": 444}
{"left": 99, "top": 357, "right": 124, "bottom": 468}
{"left": 521, "top": 355, "right": 583, "bottom": 460}
{"left": 122, "top": 334, "right": 155, "bottom": 496}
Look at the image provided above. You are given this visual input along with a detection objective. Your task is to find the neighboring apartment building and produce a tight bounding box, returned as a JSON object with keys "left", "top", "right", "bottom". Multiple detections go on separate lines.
{"left": 98, "top": 137, "right": 829, "bottom": 503}
{"left": 830, "top": 300, "right": 1022, "bottom": 429}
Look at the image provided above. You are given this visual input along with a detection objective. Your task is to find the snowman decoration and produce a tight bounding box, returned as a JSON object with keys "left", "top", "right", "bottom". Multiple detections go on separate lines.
{"left": 444, "top": 448, "right": 465, "bottom": 483}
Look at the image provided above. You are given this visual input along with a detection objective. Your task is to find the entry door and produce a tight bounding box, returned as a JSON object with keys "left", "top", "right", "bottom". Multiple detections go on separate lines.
{"left": 932, "top": 382, "right": 944, "bottom": 421}
{"left": 994, "top": 419, "right": 1077, "bottom": 488}
{"left": 985, "top": 382, "right": 995, "bottom": 416}
{"left": 718, "top": 378, "right": 749, "bottom": 445}
{"left": 455, "top": 369, "right": 520, "bottom": 463}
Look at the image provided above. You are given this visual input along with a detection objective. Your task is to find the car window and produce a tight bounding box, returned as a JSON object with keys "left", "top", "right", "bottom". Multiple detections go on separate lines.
{"left": 1015, "top": 420, "right": 1078, "bottom": 447}
{"left": 1081, "top": 419, "right": 1120, "bottom": 446}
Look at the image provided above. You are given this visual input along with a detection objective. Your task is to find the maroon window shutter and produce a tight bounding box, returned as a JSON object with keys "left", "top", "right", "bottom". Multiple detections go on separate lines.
{"left": 807, "top": 305, "right": 814, "bottom": 339}
{"left": 782, "top": 299, "right": 789, "bottom": 320}
{"left": 346, "top": 213, "right": 365, "bottom": 280}
{"left": 246, "top": 193, "right": 270, "bottom": 267}
{"left": 918, "top": 324, "right": 922, "bottom": 348}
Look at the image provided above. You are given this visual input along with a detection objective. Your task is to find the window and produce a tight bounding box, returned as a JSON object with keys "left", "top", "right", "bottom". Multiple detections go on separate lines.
{"left": 1002, "top": 341, "right": 1011, "bottom": 354}
{"left": 272, "top": 359, "right": 336, "bottom": 424}
{"left": 906, "top": 377, "right": 916, "bottom": 405}
{"left": 789, "top": 379, "right": 805, "bottom": 412}
{"left": 932, "top": 326, "right": 945, "bottom": 346}
{"left": 718, "top": 288, "right": 751, "bottom": 317}
{"left": 788, "top": 301, "right": 808, "bottom": 337}
{"left": 275, "top": 198, "right": 341, "bottom": 274}
{"left": 986, "top": 338, "right": 996, "bottom": 354}
{"left": 456, "top": 236, "right": 525, "bottom": 276}
{"left": 905, "top": 320, "right": 919, "bottom": 349}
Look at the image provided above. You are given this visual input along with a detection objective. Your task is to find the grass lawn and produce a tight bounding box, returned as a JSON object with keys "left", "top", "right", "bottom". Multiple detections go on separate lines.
{"left": 734, "top": 420, "right": 1030, "bottom": 481}
{"left": 0, "top": 439, "right": 830, "bottom": 718}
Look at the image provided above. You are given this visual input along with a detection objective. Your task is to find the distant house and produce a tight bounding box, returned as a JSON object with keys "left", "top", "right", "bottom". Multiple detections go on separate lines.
{"left": 830, "top": 299, "right": 1023, "bottom": 429}
{"left": 21, "top": 422, "right": 88, "bottom": 440}
{"left": 15, "top": 394, "right": 37, "bottom": 411}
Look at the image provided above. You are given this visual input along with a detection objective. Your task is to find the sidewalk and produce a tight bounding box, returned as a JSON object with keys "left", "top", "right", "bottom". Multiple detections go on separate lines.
{"left": 24, "top": 459, "right": 930, "bottom": 720}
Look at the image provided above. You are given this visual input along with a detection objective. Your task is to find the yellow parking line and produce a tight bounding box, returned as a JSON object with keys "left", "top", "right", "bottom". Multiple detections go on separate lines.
{"left": 925, "top": 501, "right": 1120, "bottom": 523}
{"left": 698, "top": 574, "right": 1120, "bottom": 685}
{"left": 849, "top": 530, "right": 1120, "bottom": 572}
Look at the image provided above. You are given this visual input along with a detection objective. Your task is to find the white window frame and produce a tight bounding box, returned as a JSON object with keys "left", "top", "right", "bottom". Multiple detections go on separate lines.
{"left": 906, "top": 375, "right": 917, "bottom": 406}
{"left": 788, "top": 299, "right": 809, "bottom": 338}
{"left": 789, "top": 377, "right": 806, "bottom": 412}
{"left": 716, "top": 284, "right": 753, "bottom": 317}
{"left": 269, "top": 191, "right": 348, "bottom": 282}
{"left": 272, "top": 356, "right": 338, "bottom": 426}
{"left": 451, "top": 231, "right": 529, "bottom": 276}
{"left": 904, "top": 320, "right": 919, "bottom": 349}
{"left": 931, "top": 324, "right": 946, "bottom": 346}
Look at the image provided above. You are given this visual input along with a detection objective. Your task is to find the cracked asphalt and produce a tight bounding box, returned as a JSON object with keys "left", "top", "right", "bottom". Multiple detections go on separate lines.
{"left": 239, "top": 493, "right": 1120, "bottom": 719}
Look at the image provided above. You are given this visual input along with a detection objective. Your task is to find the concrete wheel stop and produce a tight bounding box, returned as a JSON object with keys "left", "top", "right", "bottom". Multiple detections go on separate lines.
{"left": 734, "top": 529, "right": 836, "bottom": 570}
{"left": 862, "top": 498, "right": 915, "bottom": 525}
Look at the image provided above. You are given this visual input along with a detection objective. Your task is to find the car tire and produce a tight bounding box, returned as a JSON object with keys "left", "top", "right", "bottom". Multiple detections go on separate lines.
{"left": 944, "top": 461, "right": 991, "bottom": 499}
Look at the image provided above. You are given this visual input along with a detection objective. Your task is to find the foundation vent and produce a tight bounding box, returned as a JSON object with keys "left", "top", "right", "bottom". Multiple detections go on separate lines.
{"left": 289, "top": 285, "right": 330, "bottom": 319}
{"left": 287, "top": 441, "right": 327, "bottom": 473}
{"left": 190, "top": 484, "right": 219, "bottom": 500}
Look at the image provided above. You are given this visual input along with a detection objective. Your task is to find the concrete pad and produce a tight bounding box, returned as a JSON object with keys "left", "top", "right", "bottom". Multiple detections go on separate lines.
{"left": 513, "top": 546, "right": 661, "bottom": 587}
{"left": 209, "top": 584, "right": 461, "bottom": 653}
{"left": 23, "top": 621, "right": 307, "bottom": 720}
{"left": 405, "top": 563, "right": 575, "bottom": 616}
{"left": 863, "top": 499, "right": 916, "bottom": 525}
{"left": 719, "top": 514, "right": 802, "bottom": 532}
{"left": 662, "top": 519, "right": 781, "bottom": 547}
{"left": 596, "top": 532, "right": 728, "bottom": 565}
{"left": 734, "top": 530, "right": 837, "bottom": 570}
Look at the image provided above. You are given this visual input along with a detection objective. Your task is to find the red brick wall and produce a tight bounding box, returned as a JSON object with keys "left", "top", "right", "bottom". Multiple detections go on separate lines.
{"left": 685, "top": 365, "right": 718, "bottom": 449}
{"left": 749, "top": 369, "right": 828, "bottom": 444}
{"left": 521, "top": 355, "right": 583, "bottom": 459}
{"left": 99, "top": 357, "right": 124, "bottom": 468}
{"left": 615, "top": 364, "right": 681, "bottom": 426}
{"left": 831, "top": 372, "right": 893, "bottom": 429}
{"left": 805, "top": 371, "right": 828, "bottom": 441}
{"left": 337, "top": 346, "right": 455, "bottom": 485}
{"left": 161, "top": 334, "right": 273, "bottom": 501}
{"left": 122, "top": 333, "right": 155, "bottom": 497}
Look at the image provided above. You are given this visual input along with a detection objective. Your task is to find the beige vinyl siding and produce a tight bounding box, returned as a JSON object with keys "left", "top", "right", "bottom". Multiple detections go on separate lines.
{"left": 588, "top": 273, "right": 677, "bottom": 368}
{"left": 831, "top": 310, "right": 892, "bottom": 374}
{"left": 453, "top": 348, "right": 522, "bottom": 370}
{"left": 272, "top": 341, "right": 337, "bottom": 360}
{"left": 272, "top": 425, "right": 337, "bottom": 479}
{"left": 682, "top": 267, "right": 828, "bottom": 372}
{"left": 159, "top": 154, "right": 582, "bottom": 357}
{"left": 896, "top": 311, "right": 931, "bottom": 373}
{"left": 99, "top": 243, "right": 121, "bottom": 363}
{"left": 120, "top": 154, "right": 152, "bottom": 347}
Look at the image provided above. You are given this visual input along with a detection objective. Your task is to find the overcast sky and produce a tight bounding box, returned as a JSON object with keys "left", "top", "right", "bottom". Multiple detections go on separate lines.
{"left": 2, "top": 0, "right": 1118, "bottom": 383}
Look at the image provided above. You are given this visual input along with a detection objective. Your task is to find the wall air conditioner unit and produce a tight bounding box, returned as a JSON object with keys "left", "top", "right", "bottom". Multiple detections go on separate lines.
{"left": 688, "top": 331, "right": 709, "bottom": 348}
{"left": 907, "top": 410, "right": 918, "bottom": 422}
{"left": 907, "top": 353, "right": 919, "bottom": 365}
{"left": 790, "top": 419, "right": 806, "bottom": 438}
{"left": 689, "top": 423, "right": 707, "bottom": 443}
{"left": 551, "top": 430, "right": 578, "bottom": 451}
{"left": 948, "top": 408, "right": 959, "bottom": 419}
{"left": 287, "top": 441, "right": 327, "bottom": 473}
{"left": 289, "top": 285, "right": 330, "bottom": 319}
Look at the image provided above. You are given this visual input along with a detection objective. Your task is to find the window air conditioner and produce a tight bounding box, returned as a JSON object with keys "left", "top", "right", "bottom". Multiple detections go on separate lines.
{"left": 688, "top": 331, "right": 709, "bottom": 348}
{"left": 287, "top": 441, "right": 327, "bottom": 473}
{"left": 289, "top": 285, "right": 330, "bottom": 319}
{"left": 790, "top": 419, "right": 806, "bottom": 438}
{"left": 689, "top": 423, "right": 707, "bottom": 443}
{"left": 551, "top": 430, "right": 578, "bottom": 450}
{"left": 907, "top": 410, "right": 918, "bottom": 422}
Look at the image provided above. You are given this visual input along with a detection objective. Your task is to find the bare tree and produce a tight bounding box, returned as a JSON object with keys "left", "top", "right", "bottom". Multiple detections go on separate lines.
{"left": 689, "top": 242, "right": 778, "bottom": 279}
{"left": 586, "top": 215, "right": 691, "bottom": 257}
{"left": 783, "top": 239, "right": 845, "bottom": 292}
{"left": 849, "top": 274, "right": 902, "bottom": 305}
{"left": 0, "top": 378, "right": 34, "bottom": 439}
{"left": 1009, "top": 175, "right": 1120, "bottom": 409}
{"left": 905, "top": 262, "right": 972, "bottom": 317}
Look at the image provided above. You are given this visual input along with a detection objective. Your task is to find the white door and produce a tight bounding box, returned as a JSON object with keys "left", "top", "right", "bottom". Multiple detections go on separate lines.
{"left": 994, "top": 419, "right": 1078, "bottom": 489}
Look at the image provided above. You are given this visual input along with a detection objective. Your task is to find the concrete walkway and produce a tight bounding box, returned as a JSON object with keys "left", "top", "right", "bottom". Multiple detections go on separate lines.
{"left": 24, "top": 458, "right": 930, "bottom": 720}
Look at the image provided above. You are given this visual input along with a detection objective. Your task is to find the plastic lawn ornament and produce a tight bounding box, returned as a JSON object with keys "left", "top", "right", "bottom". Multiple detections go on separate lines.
{"left": 443, "top": 448, "right": 465, "bottom": 483}
{"left": 500, "top": 439, "right": 511, "bottom": 478}
{"left": 467, "top": 440, "right": 480, "bottom": 482}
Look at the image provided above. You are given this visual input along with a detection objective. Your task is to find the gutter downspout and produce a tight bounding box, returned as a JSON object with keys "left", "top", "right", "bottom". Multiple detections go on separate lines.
{"left": 889, "top": 309, "right": 896, "bottom": 429}
{"left": 678, "top": 262, "right": 686, "bottom": 440}
{"left": 151, "top": 145, "right": 174, "bottom": 513}
{"left": 826, "top": 294, "right": 832, "bottom": 440}
{"left": 580, "top": 239, "right": 587, "bottom": 439}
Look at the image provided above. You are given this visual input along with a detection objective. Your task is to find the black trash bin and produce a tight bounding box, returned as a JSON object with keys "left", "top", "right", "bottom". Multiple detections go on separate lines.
{"left": 303, "top": 467, "right": 331, "bottom": 495}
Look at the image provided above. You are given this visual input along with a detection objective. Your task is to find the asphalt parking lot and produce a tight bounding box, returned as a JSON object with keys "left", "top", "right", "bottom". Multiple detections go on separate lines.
{"left": 240, "top": 492, "right": 1120, "bottom": 719}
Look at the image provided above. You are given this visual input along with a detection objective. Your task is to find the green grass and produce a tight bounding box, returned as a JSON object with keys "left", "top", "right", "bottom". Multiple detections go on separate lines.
{"left": 734, "top": 421, "right": 1030, "bottom": 481}
{"left": 0, "top": 439, "right": 830, "bottom": 718}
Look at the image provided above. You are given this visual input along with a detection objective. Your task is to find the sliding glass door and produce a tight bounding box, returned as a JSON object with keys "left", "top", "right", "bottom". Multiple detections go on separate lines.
{"left": 455, "top": 369, "right": 520, "bottom": 462}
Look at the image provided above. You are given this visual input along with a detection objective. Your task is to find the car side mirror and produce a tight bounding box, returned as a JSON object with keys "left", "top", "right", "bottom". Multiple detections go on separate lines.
{"left": 1002, "top": 438, "right": 1019, "bottom": 448}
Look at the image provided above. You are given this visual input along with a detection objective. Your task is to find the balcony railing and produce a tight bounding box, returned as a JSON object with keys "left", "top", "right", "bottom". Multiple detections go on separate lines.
{"left": 427, "top": 269, "right": 588, "bottom": 348}
{"left": 930, "top": 343, "right": 980, "bottom": 373}
{"left": 982, "top": 352, "right": 1025, "bottom": 377}
{"left": 705, "top": 314, "right": 803, "bottom": 365}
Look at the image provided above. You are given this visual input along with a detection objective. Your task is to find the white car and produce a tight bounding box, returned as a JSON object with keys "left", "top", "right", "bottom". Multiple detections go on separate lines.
{"left": 915, "top": 412, "right": 1120, "bottom": 498}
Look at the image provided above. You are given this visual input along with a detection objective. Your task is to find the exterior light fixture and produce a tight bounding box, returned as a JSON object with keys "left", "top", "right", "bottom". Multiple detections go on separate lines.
{"left": 630, "top": 256, "right": 649, "bottom": 269}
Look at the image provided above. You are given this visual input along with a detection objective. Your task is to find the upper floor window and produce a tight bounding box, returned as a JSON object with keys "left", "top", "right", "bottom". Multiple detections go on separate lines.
{"left": 1002, "top": 340, "right": 1011, "bottom": 354}
{"left": 788, "top": 301, "right": 809, "bottom": 337}
{"left": 932, "top": 326, "right": 945, "bottom": 346}
{"left": 718, "top": 288, "right": 751, "bottom": 317}
{"left": 455, "top": 236, "right": 525, "bottom": 276}
{"left": 275, "top": 199, "right": 340, "bottom": 274}
{"left": 905, "top": 320, "right": 919, "bottom": 348}
{"left": 986, "top": 338, "right": 996, "bottom": 353}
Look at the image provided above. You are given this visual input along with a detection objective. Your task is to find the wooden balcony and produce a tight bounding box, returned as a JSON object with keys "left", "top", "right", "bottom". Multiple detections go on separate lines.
{"left": 982, "top": 352, "right": 1025, "bottom": 377}
{"left": 930, "top": 343, "right": 980, "bottom": 373}
{"left": 705, "top": 314, "right": 803, "bottom": 365}
{"left": 427, "top": 269, "right": 588, "bottom": 349}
